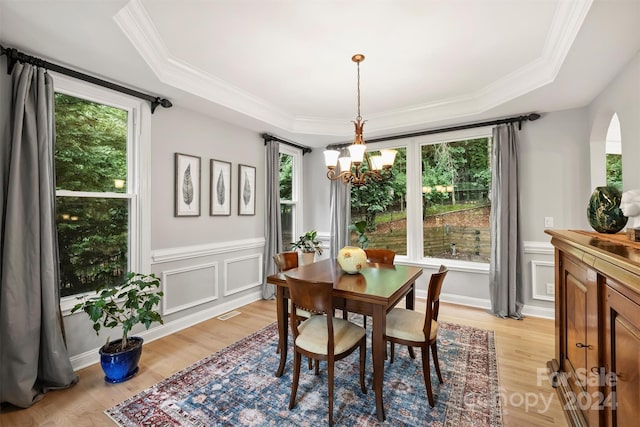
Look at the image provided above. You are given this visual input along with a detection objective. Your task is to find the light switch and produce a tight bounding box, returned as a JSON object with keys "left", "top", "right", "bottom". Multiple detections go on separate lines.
{"left": 546, "top": 283, "right": 555, "bottom": 295}
{"left": 544, "top": 217, "right": 554, "bottom": 228}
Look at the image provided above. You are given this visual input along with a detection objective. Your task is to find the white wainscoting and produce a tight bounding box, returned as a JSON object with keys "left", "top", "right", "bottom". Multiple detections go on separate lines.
{"left": 161, "top": 263, "right": 219, "bottom": 315}
{"left": 530, "top": 260, "right": 556, "bottom": 302}
{"left": 152, "top": 237, "right": 265, "bottom": 263}
{"left": 223, "top": 253, "right": 263, "bottom": 297}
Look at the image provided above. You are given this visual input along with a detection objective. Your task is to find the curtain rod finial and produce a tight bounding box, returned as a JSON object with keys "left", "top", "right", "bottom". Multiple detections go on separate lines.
{"left": 151, "top": 97, "right": 172, "bottom": 114}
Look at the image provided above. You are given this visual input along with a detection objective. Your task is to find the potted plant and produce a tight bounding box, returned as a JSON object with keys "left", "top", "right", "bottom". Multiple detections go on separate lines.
{"left": 71, "top": 272, "right": 164, "bottom": 383}
{"left": 348, "top": 220, "right": 370, "bottom": 249}
{"left": 291, "top": 230, "right": 323, "bottom": 264}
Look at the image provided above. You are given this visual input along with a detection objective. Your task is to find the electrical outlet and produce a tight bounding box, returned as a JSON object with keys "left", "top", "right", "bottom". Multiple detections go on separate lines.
{"left": 546, "top": 283, "right": 555, "bottom": 295}
{"left": 544, "top": 217, "right": 554, "bottom": 228}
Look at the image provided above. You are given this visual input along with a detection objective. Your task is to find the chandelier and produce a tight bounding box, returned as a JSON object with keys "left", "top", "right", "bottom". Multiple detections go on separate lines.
{"left": 323, "top": 54, "right": 396, "bottom": 187}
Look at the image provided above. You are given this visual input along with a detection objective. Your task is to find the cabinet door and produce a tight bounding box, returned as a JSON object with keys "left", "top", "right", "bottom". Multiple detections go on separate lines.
{"left": 604, "top": 285, "right": 640, "bottom": 427}
{"left": 562, "top": 256, "right": 599, "bottom": 425}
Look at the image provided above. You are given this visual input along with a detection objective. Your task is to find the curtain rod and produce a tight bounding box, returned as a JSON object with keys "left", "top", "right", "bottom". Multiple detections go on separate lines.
{"left": 261, "top": 133, "right": 313, "bottom": 155}
{"left": 326, "top": 112, "right": 541, "bottom": 149}
{"left": 0, "top": 44, "right": 172, "bottom": 114}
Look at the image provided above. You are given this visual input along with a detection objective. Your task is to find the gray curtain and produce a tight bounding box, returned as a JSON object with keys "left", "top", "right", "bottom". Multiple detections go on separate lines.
{"left": 262, "top": 140, "right": 281, "bottom": 299}
{"left": 329, "top": 155, "right": 351, "bottom": 259}
{"left": 489, "top": 123, "right": 524, "bottom": 319}
{"left": 0, "top": 63, "right": 78, "bottom": 408}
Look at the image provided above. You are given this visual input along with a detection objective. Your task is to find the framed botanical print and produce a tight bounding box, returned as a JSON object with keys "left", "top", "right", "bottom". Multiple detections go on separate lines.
{"left": 238, "top": 164, "right": 256, "bottom": 216}
{"left": 210, "top": 159, "right": 231, "bottom": 216}
{"left": 174, "top": 153, "right": 201, "bottom": 217}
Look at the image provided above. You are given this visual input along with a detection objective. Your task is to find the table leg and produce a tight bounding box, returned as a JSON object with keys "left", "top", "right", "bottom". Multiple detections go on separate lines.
{"left": 372, "top": 304, "right": 386, "bottom": 421}
{"left": 405, "top": 282, "right": 415, "bottom": 310}
{"left": 275, "top": 285, "right": 288, "bottom": 377}
{"left": 406, "top": 282, "right": 416, "bottom": 359}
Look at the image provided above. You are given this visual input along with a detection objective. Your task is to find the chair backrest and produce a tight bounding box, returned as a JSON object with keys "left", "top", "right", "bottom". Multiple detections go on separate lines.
{"left": 364, "top": 248, "right": 396, "bottom": 265}
{"left": 424, "top": 265, "right": 448, "bottom": 335}
{"left": 273, "top": 251, "right": 299, "bottom": 272}
{"left": 285, "top": 275, "right": 336, "bottom": 345}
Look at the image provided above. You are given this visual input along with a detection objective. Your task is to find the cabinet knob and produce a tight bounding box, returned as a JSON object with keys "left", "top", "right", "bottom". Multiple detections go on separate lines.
{"left": 576, "top": 342, "right": 592, "bottom": 349}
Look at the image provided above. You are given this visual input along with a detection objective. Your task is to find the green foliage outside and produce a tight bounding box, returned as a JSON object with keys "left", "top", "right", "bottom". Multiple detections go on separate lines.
{"left": 279, "top": 153, "right": 293, "bottom": 200}
{"left": 606, "top": 153, "right": 622, "bottom": 191}
{"left": 350, "top": 138, "right": 492, "bottom": 260}
{"left": 55, "top": 93, "right": 129, "bottom": 297}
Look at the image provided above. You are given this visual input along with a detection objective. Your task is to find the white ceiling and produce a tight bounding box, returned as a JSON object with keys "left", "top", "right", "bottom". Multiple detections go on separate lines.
{"left": 1, "top": 0, "right": 639, "bottom": 147}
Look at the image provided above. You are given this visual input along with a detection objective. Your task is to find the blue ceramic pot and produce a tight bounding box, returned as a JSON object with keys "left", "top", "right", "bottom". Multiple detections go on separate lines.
{"left": 587, "top": 186, "right": 628, "bottom": 234}
{"left": 99, "top": 337, "right": 143, "bottom": 383}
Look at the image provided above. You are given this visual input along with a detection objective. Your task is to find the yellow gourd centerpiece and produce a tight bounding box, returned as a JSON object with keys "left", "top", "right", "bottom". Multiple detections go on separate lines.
{"left": 337, "top": 246, "right": 367, "bottom": 274}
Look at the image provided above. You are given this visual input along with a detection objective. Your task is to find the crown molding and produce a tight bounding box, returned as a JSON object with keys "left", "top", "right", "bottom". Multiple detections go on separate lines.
{"left": 114, "top": 0, "right": 592, "bottom": 136}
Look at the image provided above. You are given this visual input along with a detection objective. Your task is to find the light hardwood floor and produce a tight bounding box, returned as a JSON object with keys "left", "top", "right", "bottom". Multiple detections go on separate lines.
{"left": 0, "top": 300, "right": 568, "bottom": 426}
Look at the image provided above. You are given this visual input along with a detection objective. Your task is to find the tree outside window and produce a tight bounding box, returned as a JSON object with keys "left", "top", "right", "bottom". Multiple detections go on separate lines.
{"left": 55, "top": 93, "right": 130, "bottom": 297}
{"left": 349, "top": 137, "right": 492, "bottom": 263}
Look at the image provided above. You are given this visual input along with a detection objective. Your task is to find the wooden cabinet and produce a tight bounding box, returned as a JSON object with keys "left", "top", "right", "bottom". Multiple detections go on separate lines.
{"left": 546, "top": 230, "right": 640, "bottom": 427}
{"left": 603, "top": 281, "right": 640, "bottom": 427}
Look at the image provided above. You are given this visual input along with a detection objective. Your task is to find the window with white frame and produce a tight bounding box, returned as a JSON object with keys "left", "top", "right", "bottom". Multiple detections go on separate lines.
{"left": 349, "top": 128, "right": 492, "bottom": 264}
{"left": 54, "top": 76, "right": 149, "bottom": 300}
{"left": 279, "top": 145, "right": 302, "bottom": 249}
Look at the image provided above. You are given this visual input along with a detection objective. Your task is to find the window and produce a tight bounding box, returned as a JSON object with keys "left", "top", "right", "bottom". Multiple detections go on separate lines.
{"left": 350, "top": 147, "right": 407, "bottom": 255}
{"left": 349, "top": 129, "right": 492, "bottom": 265}
{"left": 54, "top": 76, "right": 149, "bottom": 301}
{"left": 605, "top": 113, "right": 622, "bottom": 190}
{"left": 421, "top": 138, "right": 492, "bottom": 263}
{"left": 279, "top": 145, "right": 302, "bottom": 249}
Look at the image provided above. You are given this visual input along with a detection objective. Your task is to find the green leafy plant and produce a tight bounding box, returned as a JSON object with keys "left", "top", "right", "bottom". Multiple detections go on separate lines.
{"left": 291, "top": 230, "right": 323, "bottom": 255}
{"left": 349, "top": 220, "right": 370, "bottom": 249}
{"left": 71, "top": 272, "right": 164, "bottom": 353}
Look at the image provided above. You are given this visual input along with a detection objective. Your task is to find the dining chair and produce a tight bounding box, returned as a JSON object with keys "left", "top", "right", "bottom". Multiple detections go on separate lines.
{"left": 356, "top": 248, "right": 396, "bottom": 327}
{"left": 273, "top": 251, "right": 299, "bottom": 272}
{"left": 273, "top": 251, "right": 315, "bottom": 370}
{"left": 364, "top": 248, "right": 396, "bottom": 266}
{"left": 285, "top": 274, "right": 367, "bottom": 426}
{"left": 274, "top": 251, "right": 310, "bottom": 324}
{"left": 384, "top": 265, "right": 448, "bottom": 407}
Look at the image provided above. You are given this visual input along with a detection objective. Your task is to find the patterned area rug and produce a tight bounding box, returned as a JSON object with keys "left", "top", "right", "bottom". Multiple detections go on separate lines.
{"left": 106, "top": 321, "right": 502, "bottom": 426}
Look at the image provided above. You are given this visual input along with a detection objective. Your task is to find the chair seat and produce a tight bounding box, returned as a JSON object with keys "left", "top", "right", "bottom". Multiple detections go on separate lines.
{"left": 296, "top": 315, "right": 366, "bottom": 354}
{"left": 386, "top": 308, "right": 438, "bottom": 342}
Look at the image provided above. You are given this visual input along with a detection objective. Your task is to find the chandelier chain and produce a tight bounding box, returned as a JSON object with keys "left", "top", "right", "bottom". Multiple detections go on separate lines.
{"left": 356, "top": 61, "right": 361, "bottom": 120}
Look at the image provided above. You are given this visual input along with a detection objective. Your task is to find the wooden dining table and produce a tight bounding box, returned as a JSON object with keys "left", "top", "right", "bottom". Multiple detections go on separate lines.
{"left": 266, "top": 258, "right": 423, "bottom": 421}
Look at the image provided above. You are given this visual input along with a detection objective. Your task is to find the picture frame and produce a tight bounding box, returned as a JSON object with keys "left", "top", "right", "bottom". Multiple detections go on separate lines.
{"left": 210, "top": 159, "right": 232, "bottom": 216}
{"left": 238, "top": 164, "right": 256, "bottom": 216}
{"left": 174, "top": 153, "right": 201, "bottom": 217}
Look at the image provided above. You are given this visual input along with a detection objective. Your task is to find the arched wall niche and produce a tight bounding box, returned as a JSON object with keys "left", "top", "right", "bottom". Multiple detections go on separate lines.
{"left": 589, "top": 109, "right": 615, "bottom": 191}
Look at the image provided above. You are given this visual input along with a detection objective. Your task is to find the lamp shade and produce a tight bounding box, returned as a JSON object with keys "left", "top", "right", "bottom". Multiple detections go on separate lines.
{"left": 323, "top": 150, "right": 340, "bottom": 167}
{"left": 348, "top": 143, "right": 366, "bottom": 164}
{"left": 380, "top": 149, "right": 397, "bottom": 167}
{"left": 369, "top": 155, "right": 383, "bottom": 171}
{"left": 338, "top": 157, "right": 352, "bottom": 172}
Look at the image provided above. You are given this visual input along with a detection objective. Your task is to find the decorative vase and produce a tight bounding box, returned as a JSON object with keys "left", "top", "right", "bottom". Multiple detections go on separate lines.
{"left": 300, "top": 252, "right": 315, "bottom": 265}
{"left": 337, "top": 246, "right": 367, "bottom": 274}
{"left": 99, "top": 337, "right": 144, "bottom": 383}
{"left": 587, "top": 186, "right": 628, "bottom": 234}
